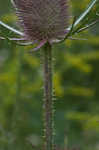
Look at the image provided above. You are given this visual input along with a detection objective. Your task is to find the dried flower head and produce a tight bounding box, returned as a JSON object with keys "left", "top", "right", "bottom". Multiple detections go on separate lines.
{"left": 12, "top": 0, "right": 70, "bottom": 50}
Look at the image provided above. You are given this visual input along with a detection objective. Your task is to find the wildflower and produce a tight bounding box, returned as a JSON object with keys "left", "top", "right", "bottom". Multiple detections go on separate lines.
{"left": 12, "top": 0, "right": 70, "bottom": 50}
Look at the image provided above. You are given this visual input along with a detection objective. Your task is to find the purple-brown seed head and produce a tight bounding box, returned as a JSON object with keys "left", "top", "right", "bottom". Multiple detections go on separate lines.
{"left": 12, "top": 0, "right": 70, "bottom": 43}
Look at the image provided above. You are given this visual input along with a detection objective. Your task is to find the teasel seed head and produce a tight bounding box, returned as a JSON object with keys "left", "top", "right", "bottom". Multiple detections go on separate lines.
{"left": 12, "top": 0, "right": 70, "bottom": 50}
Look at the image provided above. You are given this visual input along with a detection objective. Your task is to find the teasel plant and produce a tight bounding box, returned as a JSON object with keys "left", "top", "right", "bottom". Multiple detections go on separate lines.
{"left": 0, "top": 0, "right": 98, "bottom": 150}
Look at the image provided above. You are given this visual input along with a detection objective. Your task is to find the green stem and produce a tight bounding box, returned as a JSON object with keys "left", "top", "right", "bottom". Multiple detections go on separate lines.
{"left": 43, "top": 42, "right": 54, "bottom": 150}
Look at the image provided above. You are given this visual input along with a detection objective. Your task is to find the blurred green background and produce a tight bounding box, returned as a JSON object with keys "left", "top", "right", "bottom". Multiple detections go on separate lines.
{"left": 0, "top": 0, "right": 99, "bottom": 150}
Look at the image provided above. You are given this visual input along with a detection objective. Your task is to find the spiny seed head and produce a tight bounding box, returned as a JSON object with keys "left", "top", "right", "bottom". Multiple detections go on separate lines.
{"left": 13, "top": 0, "right": 70, "bottom": 42}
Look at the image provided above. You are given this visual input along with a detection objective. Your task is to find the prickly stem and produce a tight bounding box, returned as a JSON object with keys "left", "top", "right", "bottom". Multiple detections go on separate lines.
{"left": 42, "top": 42, "right": 54, "bottom": 150}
